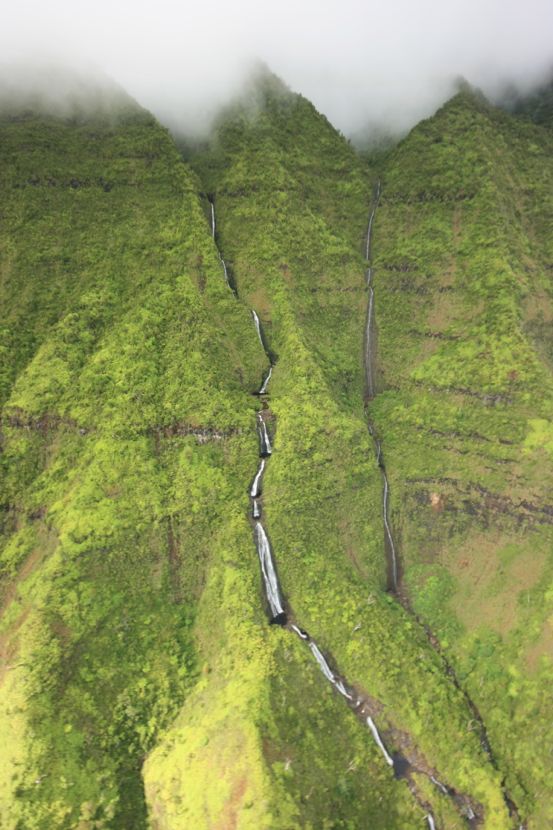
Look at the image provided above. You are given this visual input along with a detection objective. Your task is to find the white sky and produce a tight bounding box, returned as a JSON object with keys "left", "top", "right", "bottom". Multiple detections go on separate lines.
{"left": 1, "top": 0, "right": 552, "bottom": 137}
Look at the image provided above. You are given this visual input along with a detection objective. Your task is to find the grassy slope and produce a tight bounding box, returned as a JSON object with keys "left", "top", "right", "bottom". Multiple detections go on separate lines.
{"left": 371, "top": 90, "right": 553, "bottom": 828}
{"left": 146, "top": 76, "right": 422, "bottom": 830}
{"left": 0, "top": 87, "right": 420, "bottom": 830}
{"left": 0, "top": 99, "right": 279, "bottom": 828}
{"left": 2, "top": 76, "right": 550, "bottom": 830}
{"left": 187, "top": 75, "right": 513, "bottom": 829}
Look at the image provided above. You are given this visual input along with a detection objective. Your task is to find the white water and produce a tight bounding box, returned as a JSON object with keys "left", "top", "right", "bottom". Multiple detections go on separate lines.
{"left": 365, "top": 285, "right": 375, "bottom": 398}
{"left": 366, "top": 716, "right": 395, "bottom": 767}
{"left": 426, "top": 814, "right": 436, "bottom": 830}
{"left": 209, "top": 200, "right": 231, "bottom": 287}
{"left": 250, "top": 459, "right": 266, "bottom": 497}
{"left": 252, "top": 499, "right": 261, "bottom": 519}
{"left": 383, "top": 475, "right": 398, "bottom": 590}
{"left": 364, "top": 181, "right": 381, "bottom": 260}
{"left": 252, "top": 310, "right": 264, "bottom": 347}
{"left": 258, "top": 413, "right": 272, "bottom": 456}
{"left": 259, "top": 366, "right": 272, "bottom": 395}
{"left": 221, "top": 257, "right": 229, "bottom": 284}
{"left": 430, "top": 776, "right": 448, "bottom": 795}
{"left": 254, "top": 522, "right": 285, "bottom": 618}
{"left": 335, "top": 678, "right": 355, "bottom": 701}
{"left": 309, "top": 641, "right": 336, "bottom": 683}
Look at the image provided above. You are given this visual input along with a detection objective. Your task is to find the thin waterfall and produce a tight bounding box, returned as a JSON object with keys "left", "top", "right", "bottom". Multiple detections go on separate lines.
{"left": 363, "top": 183, "right": 397, "bottom": 591}
{"left": 208, "top": 198, "right": 231, "bottom": 288}
{"left": 430, "top": 776, "right": 449, "bottom": 796}
{"left": 362, "top": 183, "right": 525, "bottom": 827}
{"left": 383, "top": 474, "right": 398, "bottom": 590}
{"left": 366, "top": 716, "right": 395, "bottom": 767}
{"left": 252, "top": 309, "right": 264, "bottom": 347}
{"left": 250, "top": 459, "right": 266, "bottom": 498}
{"left": 290, "top": 624, "right": 309, "bottom": 641}
{"left": 365, "top": 284, "right": 375, "bottom": 399}
{"left": 259, "top": 366, "right": 272, "bottom": 395}
{"left": 254, "top": 522, "right": 286, "bottom": 622}
{"left": 365, "top": 181, "right": 380, "bottom": 260}
{"left": 308, "top": 641, "right": 335, "bottom": 683}
{"left": 257, "top": 413, "right": 272, "bottom": 456}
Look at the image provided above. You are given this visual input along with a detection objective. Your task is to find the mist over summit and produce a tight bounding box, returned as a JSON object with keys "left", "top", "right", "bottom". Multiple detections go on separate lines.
{"left": 1, "top": 0, "right": 552, "bottom": 139}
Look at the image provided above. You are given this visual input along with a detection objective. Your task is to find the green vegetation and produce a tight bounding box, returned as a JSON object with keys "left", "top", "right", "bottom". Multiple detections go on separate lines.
{"left": 1, "top": 70, "right": 552, "bottom": 829}
{"left": 370, "top": 88, "right": 553, "bottom": 826}
{"left": 0, "top": 96, "right": 268, "bottom": 827}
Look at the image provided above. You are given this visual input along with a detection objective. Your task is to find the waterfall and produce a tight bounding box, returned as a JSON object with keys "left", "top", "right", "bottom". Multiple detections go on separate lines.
{"left": 383, "top": 474, "right": 398, "bottom": 590}
{"left": 221, "top": 257, "right": 229, "bottom": 285}
{"left": 309, "top": 641, "right": 337, "bottom": 684}
{"left": 305, "top": 640, "right": 355, "bottom": 702}
{"left": 291, "top": 624, "right": 309, "bottom": 641}
{"left": 364, "top": 180, "right": 381, "bottom": 259}
{"left": 254, "top": 523, "right": 285, "bottom": 621}
{"left": 430, "top": 776, "right": 449, "bottom": 795}
{"left": 366, "top": 717, "right": 395, "bottom": 767}
{"left": 335, "top": 678, "right": 355, "bottom": 701}
{"left": 259, "top": 366, "right": 272, "bottom": 395}
{"left": 365, "top": 284, "right": 375, "bottom": 399}
{"left": 250, "top": 459, "right": 266, "bottom": 498}
{"left": 364, "top": 185, "right": 399, "bottom": 593}
{"left": 257, "top": 413, "right": 272, "bottom": 456}
{"left": 252, "top": 309, "right": 264, "bottom": 347}
{"left": 426, "top": 815, "right": 436, "bottom": 830}
{"left": 252, "top": 499, "right": 261, "bottom": 519}
{"left": 208, "top": 199, "right": 231, "bottom": 287}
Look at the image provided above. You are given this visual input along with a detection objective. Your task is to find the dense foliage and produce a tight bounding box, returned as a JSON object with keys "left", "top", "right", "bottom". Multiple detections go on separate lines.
{"left": 0, "top": 71, "right": 551, "bottom": 829}
{"left": 370, "top": 89, "right": 553, "bottom": 826}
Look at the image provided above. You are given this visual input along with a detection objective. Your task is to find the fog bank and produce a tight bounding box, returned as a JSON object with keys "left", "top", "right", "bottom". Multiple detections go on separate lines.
{"left": 1, "top": 0, "right": 552, "bottom": 138}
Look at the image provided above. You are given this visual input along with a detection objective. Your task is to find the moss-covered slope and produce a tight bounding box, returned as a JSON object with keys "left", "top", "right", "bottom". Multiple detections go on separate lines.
{"left": 370, "top": 88, "right": 553, "bottom": 827}
{"left": 2, "top": 71, "right": 552, "bottom": 830}
{"left": 0, "top": 95, "right": 275, "bottom": 827}
{"left": 180, "top": 73, "right": 518, "bottom": 829}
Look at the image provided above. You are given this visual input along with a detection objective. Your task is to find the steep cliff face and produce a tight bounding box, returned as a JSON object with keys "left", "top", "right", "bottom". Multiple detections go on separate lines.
{"left": 370, "top": 89, "right": 553, "bottom": 825}
{"left": 160, "top": 75, "right": 523, "bottom": 830}
{"left": 0, "top": 93, "right": 271, "bottom": 827}
{"left": 1, "top": 72, "right": 552, "bottom": 830}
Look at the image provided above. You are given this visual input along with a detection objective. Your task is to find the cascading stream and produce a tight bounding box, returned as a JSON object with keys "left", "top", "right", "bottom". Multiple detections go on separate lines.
{"left": 363, "top": 181, "right": 525, "bottom": 829}
{"left": 253, "top": 522, "right": 286, "bottom": 622}
{"left": 209, "top": 198, "right": 232, "bottom": 289}
{"left": 208, "top": 196, "right": 481, "bottom": 830}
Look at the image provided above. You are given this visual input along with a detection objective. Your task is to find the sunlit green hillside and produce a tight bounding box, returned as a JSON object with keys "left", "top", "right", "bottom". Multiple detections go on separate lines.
{"left": 0, "top": 72, "right": 551, "bottom": 829}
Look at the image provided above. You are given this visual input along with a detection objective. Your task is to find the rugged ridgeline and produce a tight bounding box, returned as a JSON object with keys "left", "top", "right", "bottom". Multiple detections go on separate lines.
{"left": 368, "top": 89, "right": 553, "bottom": 828}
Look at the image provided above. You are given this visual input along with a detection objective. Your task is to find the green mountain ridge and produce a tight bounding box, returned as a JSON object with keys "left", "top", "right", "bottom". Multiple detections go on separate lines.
{"left": 0, "top": 72, "right": 551, "bottom": 829}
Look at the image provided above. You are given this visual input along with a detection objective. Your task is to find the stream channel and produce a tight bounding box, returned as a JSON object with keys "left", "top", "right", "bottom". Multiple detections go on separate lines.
{"left": 208, "top": 194, "right": 523, "bottom": 829}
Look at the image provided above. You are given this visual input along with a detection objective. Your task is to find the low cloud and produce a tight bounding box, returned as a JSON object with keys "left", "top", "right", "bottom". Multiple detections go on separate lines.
{"left": 1, "top": 0, "right": 552, "bottom": 139}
